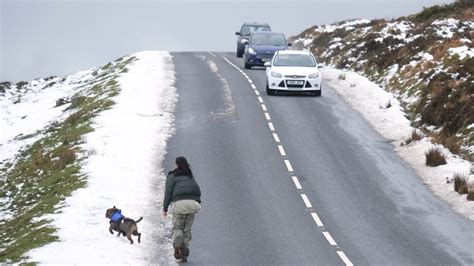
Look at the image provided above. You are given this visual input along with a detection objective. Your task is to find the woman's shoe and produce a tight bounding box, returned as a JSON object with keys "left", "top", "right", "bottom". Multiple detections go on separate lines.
{"left": 183, "top": 246, "right": 190, "bottom": 257}
{"left": 174, "top": 246, "right": 184, "bottom": 259}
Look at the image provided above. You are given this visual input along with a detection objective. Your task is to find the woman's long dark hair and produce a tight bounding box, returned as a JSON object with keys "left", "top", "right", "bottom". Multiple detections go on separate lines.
{"left": 173, "top": 156, "right": 193, "bottom": 178}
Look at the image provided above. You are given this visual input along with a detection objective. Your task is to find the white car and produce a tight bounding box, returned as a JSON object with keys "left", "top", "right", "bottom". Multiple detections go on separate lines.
{"left": 264, "top": 50, "right": 323, "bottom": 96}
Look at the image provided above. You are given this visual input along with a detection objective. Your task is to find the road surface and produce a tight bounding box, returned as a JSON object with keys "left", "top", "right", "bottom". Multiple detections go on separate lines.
{"left": 161, "top": 52, "right": 473, "bottom": 265}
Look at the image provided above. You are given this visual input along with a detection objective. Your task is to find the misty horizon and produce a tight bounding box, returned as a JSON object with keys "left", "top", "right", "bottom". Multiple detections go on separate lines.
{"left": 1, "top": 0, "right": 454, "bottom": 82}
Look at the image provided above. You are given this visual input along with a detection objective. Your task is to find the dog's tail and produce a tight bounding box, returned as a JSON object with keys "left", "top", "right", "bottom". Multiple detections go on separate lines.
{"left": 135, "top": 217, "right": 143, "bottom": 223}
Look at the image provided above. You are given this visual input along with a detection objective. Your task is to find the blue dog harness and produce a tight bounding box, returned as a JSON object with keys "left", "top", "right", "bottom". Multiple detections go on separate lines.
{"left": 110, "top": 210, "right": 124, "bottom": 222}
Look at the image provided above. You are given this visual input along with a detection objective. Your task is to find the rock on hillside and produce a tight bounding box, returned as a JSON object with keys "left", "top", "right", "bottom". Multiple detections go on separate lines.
{"left": 292, "top": 0, "right": 473, "bottom": 160}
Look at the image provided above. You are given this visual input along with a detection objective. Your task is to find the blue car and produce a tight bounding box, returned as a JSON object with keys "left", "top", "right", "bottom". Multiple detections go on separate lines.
{"left": 243, "top": 32, "right": 290, "bottom": 69}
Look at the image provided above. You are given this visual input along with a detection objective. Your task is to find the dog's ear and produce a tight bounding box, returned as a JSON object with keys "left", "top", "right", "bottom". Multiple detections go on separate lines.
{"left": 113, "top": 205, "right": 116, "bottom": 208}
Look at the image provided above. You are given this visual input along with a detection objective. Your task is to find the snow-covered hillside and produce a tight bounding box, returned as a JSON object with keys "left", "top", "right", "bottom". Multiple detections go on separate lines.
{"left": 292, "top": 1, "right": 473, "bottom": 159}
{"left": 0, "top": 51, "right": 176, "bottom": 264}
{"left": 292, "top": 1, "right": 474, "bottom": 218}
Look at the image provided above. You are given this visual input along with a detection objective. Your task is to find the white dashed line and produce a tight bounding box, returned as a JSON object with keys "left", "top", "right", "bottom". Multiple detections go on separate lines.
{"left": 311, "top": 212, "right": 324, "bottom": 227}
{"left": 337, "top": 251, "right": 353, "bottom": 266}
{"left": 221, "top": 56, "right": 353, "bottom": 266}
{"left": 264, "top": 112, "right": 271, "bottom": 120}
{"left": 278, "top": 145, "right": 286, "bottom": 156}
{"left": 268, "top": 122, "right": 275, "bottom": 131}
{"left": 291, "top": 176, "right": 302, "bottom": 190}
{"left": 206, "top": 51, "right": 217, "bottom": 57}
{"left": 273, "top": 133, "right": 281, "bottom": 143}
{"left": 300, "top": 193, "right": 312, "bottom": 208}
{"left": 284, "top": 159, "right": 294, "bottom": 172}
{"left": 322, "top": 232, "right": 337, "bottom": 246}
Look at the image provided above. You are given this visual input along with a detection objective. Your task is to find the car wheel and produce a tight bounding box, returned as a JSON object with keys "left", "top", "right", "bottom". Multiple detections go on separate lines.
{"left": 266, "top": 84, "right": 274, "bottom": 95}
{"left": 244, "top": 62, "right": 251, "bottom": 69}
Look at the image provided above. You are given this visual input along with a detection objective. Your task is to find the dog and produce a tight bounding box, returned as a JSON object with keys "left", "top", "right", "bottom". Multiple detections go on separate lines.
{"left": 105, "top": 206, "right": 142, "bottom": 244}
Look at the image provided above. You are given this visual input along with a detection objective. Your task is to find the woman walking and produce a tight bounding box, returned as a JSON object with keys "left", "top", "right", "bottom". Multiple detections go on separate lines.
{"left": 163, "top": 156, "right": 201, "bottom": 262}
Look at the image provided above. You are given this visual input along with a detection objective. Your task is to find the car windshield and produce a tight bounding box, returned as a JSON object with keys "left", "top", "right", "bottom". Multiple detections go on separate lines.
{"left": 273, "top": 54, "right": 316, "bottom": 67}
{"left": 249, "top": 34, "right": 286, "bottom": 46}
{"left": 241, "top": 25, "right": 271, "bottom": 36}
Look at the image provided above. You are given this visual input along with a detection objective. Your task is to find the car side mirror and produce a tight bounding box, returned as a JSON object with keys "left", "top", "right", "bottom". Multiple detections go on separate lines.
{"left": 287, "top": 43, "right": 292, "bottom": 47}
{"left": 235, "top": 31, "right": 240, "bottom": 36}
{"left": 317, "top": 63, "right": 324, "bottom": 68}
{"left": 264, "top": 62, "right": 271, "bottom": 68}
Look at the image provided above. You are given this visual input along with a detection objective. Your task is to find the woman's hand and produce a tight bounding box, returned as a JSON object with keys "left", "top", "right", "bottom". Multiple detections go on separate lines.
{"left": 163, "top": 211, "right": 167, "bottom": 218}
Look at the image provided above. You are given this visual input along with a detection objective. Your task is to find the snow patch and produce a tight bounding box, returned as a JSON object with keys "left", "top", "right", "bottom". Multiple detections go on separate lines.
{"left": 27, "top": 51, "right": 177, "bottom": 264}
{"left": 322, "top": 68, "right": 474, "bottom": 220}
{"left": 448, "top": 46, "right": 474, "bottom": 60}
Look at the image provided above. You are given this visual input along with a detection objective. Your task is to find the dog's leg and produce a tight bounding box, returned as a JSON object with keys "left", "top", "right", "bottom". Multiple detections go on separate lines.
{"left": 109, "top": 225, "right": 114, "bottom": 235}
{"left": 127, "top": 232, "right": 134, "bottom": 244}
{"left": 133, "top": 230, "right": 141, "bottom": 243}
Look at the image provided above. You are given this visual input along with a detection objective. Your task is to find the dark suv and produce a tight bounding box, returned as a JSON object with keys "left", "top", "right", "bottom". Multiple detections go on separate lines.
{"left": 235, "top": 22, "right": 271, "bottom": 58}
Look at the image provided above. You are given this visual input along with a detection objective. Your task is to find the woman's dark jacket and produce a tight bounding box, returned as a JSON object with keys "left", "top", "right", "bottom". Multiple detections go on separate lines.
{"left": 163, "top": 171, "right": 201, "bottom": 212}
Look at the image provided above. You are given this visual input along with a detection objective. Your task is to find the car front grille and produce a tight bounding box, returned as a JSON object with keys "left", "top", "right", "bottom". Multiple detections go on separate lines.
{"left": 258, "top": 54, "right": 273, "bottom": 59}
{"left": 284, "top": 75, "right": 306, "bottom": 79}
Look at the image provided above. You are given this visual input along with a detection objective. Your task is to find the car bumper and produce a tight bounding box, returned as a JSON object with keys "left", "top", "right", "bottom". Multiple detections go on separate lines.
{"left": 245, "top": 54, "right": 273, "bottom": 66}
{"left": 267, "top": 76, "right": 322, "bottom": 91}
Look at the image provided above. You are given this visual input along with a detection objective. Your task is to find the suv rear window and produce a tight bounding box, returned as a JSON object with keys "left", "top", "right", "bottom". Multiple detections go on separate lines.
{"left": 241, "top": 25, "right": 271, "bottom": 36}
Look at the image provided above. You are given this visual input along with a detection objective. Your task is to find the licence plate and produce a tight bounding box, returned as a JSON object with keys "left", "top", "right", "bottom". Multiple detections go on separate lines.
{"left": 262, "top": 58, "right": 270, "bottom": 62}
{"left": 287, "top": 80, "right": 304, "bottom": 85}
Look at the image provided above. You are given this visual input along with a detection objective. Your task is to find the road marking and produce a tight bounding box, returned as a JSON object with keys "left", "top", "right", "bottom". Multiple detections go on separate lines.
{"left": 311, "top": 212, "right": 324, "bottom": 227}
{"left": 291, "top": 176, "right": 302, "bottom": 189}
{"left": 284, "top": 159, "right": 294, "bottom": 172}
{"left": 264, "top": 112, "right": 271, "bottom": 120}
{"left": 300, "top": 193, "right": 312, "bottom": 208}
{"left": 273, "top": 133, "right": 280, "bottom": 143}
{"left": 322, "top": 232, "right": 337, "bottom": 246}
{"left": 222, "top": 56, "right": 353, "bottom": 266}
{"left": 337, "top": 251, "right": 353, "bottom": 266}
{"left": 278, "top": 145, "right": 286, "bottom": 156}
{"left": 268, "top": 122, "right": 275, "bottom": 131}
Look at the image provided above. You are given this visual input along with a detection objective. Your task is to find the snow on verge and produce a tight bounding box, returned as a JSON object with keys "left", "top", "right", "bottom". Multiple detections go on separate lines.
{"left": 27, "top": 51, "right": 177, "bottom": 263}
{"left": 322, "top": 68, "right": 474, "bottom": 220}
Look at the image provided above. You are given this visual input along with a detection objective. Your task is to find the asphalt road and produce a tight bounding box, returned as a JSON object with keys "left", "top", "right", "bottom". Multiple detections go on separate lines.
{"left": 163, "top": 52, "right": 473, "bottom": 265}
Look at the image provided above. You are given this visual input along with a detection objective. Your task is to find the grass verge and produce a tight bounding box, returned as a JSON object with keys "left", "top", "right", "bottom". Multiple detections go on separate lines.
{"left": 0, "top": 56, "right": 136, "bottom": 263}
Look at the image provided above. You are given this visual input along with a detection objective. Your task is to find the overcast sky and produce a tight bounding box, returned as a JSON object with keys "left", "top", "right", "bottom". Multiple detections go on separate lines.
{"left": 1, "top": 0, "right": 454, "bottom": 82}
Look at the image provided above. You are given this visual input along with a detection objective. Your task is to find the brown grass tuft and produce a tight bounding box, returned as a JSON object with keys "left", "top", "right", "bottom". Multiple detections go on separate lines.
{"left": 405, "top": 129, "right": 423, "bottom": 145}
{"left": 425, "top": 147, "right": 447, "bottom": 166}
{"left": 467, "top": 190, "right": 474, "bottom": 201}
{"left": 453, "top": 174, "right": 469, "bottom": 195}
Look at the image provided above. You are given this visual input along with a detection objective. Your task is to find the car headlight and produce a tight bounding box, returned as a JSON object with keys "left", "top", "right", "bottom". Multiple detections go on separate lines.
{"left": 271, "top": 71, "right": 282, "bottom": 78}
{"left": 248, "top": 47, "right": 257, "bottom": 55}
{"left": 308, "top": 72, "right": 320, "bottom": 79}
{"left": 240, "top": 39, "right": 248, "bottom": 44}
